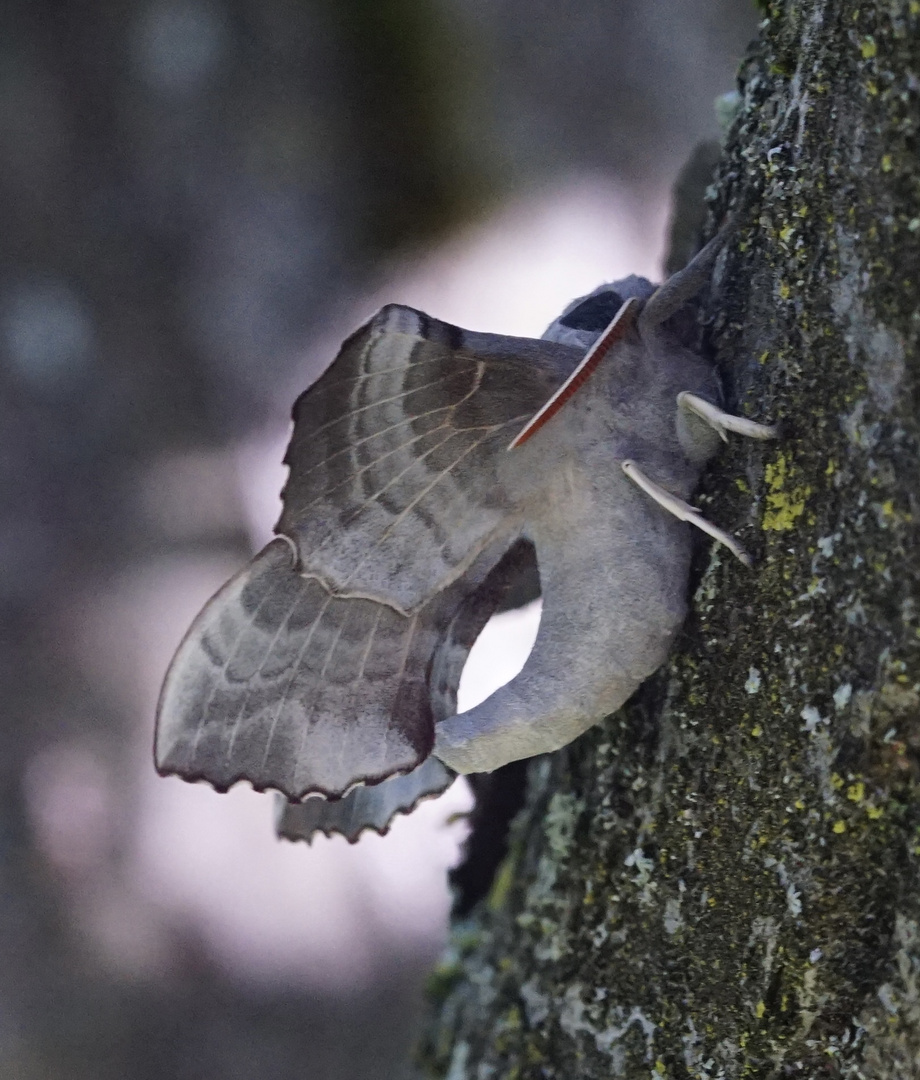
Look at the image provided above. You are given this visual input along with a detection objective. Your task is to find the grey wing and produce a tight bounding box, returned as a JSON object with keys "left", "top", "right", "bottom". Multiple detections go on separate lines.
{"left": 270, "top": 540, "right": 538, "bottom": 841}
{"left": 275, "top": 757, "right": 455, "bottom": 843}
{"left": 156, "top": 538, "right": 440, "bottom": 799}
{"left": 277, "top": 304, "right": 580, "bottom": 612}
{"left": 155, "top": 303, "right": 574, "bottom": 811}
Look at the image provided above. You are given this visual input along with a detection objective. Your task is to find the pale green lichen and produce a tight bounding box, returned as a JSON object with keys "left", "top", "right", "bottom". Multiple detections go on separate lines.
{"left": 744, "top": 667, "right": 762, "bottom": 695}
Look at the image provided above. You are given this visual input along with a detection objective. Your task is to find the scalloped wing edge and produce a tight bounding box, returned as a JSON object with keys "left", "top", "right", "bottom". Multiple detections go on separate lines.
{"left": 155, "top": 538, "right": 434, "bottom": 800}
{"left": 274, "top": 755, "right": 455, "bottom": 843}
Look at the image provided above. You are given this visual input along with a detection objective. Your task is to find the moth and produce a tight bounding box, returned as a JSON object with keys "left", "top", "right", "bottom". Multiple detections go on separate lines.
{"left": 155, "top": 225, "right": 776, "bottom": 842}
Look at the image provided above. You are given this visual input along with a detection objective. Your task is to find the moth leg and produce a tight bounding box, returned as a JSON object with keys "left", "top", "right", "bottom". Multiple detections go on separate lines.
{"left": 638, "top": 220, "right": 732, "bottom": 333}
{"left": 621, "top": 459, "right": 751, "bottom": 566}
{"left": 678, "top": 391, "right": 778, "bottom": 443}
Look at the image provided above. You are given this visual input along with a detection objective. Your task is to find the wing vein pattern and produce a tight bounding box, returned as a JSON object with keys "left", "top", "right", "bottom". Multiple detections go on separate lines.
{"left": 279, "top": 305, "right": 580, "bottom": 611}
{"left": 156, "top": 306, "right": 580, "bottom": 819}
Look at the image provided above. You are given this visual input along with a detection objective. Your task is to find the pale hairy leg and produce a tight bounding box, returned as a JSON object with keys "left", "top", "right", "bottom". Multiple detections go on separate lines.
{"left": 621, "top": 459, "right": 751, "bottom": 566}
{"left": 678, "top": 391, "right": 779, "bottom": 442}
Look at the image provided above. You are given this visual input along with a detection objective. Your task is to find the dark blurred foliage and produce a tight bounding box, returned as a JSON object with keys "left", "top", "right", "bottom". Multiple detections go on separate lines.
{"left": 449, "top": 761, "right": 529, "bottom": 917}
{"left": 0, "top": 1, "right": 755, "bottom": 1076}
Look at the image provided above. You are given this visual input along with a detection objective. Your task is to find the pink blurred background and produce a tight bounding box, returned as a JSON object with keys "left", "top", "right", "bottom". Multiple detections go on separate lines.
{"left": 1, "top": 3, "right": 755, "bottom": 1075}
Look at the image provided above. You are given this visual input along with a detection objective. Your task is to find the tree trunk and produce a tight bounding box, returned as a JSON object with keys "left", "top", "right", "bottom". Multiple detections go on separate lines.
{"left": 422, "top": 2, "right": 920, "bottom": 1076}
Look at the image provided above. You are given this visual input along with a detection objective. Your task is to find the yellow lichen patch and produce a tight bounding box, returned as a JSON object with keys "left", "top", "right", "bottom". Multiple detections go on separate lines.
{"left": 762, "top": 453, "right": 812, "bottom": 532}
{"left": 487, "top": 853, "right": 517, "bottom": 911}
{"left": 846, "top": 781, "right": 865, "bottom": 804}
{"left": 832, "top": 820, "right": 847, "bottom": 834}
{"left": 525, "top": 1044, "right": 544, "bottom": 1067}
{"left": 755, "top": 1000, "right": 766, "bottom": 1019}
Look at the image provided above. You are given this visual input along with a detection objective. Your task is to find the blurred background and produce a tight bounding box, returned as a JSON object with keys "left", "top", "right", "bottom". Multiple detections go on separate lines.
{"left": 1, "top": 2, "right": 757, "bottom": 1076}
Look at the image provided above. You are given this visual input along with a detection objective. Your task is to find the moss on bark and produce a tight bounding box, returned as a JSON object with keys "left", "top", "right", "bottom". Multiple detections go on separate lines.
{"left": 422, "top": 2, "right": 920, "bottom": 1076}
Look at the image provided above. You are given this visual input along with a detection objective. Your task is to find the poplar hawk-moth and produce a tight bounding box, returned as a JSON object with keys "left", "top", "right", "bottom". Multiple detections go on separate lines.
{"left": 155, "top": 226, "right": 775, "bottom": 841}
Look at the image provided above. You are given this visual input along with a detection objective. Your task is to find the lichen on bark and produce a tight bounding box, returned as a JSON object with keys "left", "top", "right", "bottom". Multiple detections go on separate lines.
{"left": 421, "top": 2, "right": 920, "bottom": 1076}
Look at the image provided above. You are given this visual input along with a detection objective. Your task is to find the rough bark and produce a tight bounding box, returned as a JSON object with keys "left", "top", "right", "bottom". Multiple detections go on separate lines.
{"left": 422, "top": 2, "right": 920, "bottom": 1076}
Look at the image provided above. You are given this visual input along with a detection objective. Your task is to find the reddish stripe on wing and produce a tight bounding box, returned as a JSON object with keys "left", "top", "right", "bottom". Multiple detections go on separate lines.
{"left": 508, "top": 297, "right": 639, "bottom": 450}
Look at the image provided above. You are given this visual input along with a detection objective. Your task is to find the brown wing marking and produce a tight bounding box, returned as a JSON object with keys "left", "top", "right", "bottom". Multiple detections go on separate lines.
{"left": 328, "top": 422, "right": 525, "bottom": 597}
{"left": 155, "top": 539, "right": 437, "bottom": 799}
{"left": 277, "top": 305, "right": 578, "bottom": 612}
{"left": 272, "top": 540, "right": 537, "bottom": 842}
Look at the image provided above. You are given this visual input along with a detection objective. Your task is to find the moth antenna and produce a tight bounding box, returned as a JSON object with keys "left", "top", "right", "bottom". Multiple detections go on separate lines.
{"left": 508, "top": 297, "right": 640, "bottom": 450}
{"left": 621, "top": 459, "right": 752, "bottom": 566}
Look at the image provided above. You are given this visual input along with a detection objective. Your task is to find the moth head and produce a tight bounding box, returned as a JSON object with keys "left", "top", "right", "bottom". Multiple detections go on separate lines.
{"left": 542, "top": 276, "right": 655, "bottom": 350}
